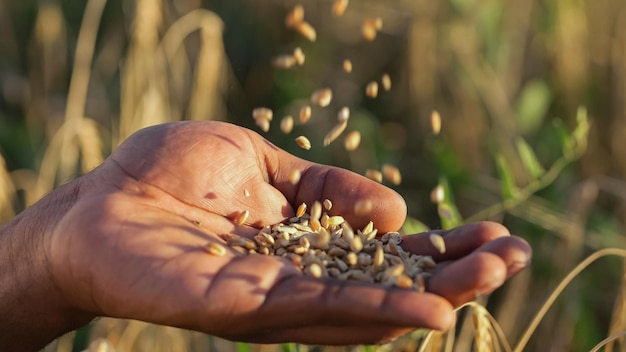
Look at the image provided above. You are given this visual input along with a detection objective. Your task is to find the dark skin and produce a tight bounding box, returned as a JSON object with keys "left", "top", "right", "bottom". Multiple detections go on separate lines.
{"left": 0, "top": 121, "right": 531, "bottom": 350}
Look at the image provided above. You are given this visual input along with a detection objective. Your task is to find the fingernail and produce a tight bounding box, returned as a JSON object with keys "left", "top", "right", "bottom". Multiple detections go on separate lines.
{"left": 506, "top": 259, "right": 530, "bottom": 278}
{"left": 475, "top": 278, "right": 504, "bottom": 297}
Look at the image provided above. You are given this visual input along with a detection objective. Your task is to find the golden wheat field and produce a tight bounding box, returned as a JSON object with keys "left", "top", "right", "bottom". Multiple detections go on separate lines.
{"left": 1, "top": 0, "right": 626, "bottom": 351}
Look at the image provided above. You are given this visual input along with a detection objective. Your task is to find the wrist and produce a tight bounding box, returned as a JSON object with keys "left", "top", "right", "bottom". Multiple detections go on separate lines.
{"left": 0, "top": 178, "right": 94, "bottom": 350}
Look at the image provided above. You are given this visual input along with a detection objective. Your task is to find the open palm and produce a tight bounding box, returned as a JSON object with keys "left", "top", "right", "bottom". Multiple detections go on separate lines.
{"left": 48, "top": 121, "right": 531, "bottom": 345}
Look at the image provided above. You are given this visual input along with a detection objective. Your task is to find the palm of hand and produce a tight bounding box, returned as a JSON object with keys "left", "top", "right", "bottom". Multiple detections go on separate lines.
{"left": 49, "top": 121, "right": 530, "bottom": 345}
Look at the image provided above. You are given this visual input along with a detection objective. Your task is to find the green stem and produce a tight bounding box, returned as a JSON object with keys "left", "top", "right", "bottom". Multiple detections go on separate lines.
{"left": 464, "top": 140, "right": 586, "bottom": 223}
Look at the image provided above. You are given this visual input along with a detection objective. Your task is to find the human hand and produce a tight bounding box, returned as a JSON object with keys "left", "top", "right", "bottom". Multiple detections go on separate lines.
{"left": 29, "top": 121, "right": 530, "bottom": 347}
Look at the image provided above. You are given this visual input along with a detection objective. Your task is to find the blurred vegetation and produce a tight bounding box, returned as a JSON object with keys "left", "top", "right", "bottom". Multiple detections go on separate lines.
{"left": 1, "top": 0, "right": 626, "bottom": 351}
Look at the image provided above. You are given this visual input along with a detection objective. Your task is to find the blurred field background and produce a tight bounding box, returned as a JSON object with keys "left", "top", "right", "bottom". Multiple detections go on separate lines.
{"left": 1, "top": 0, "right": 626, "bottom": 351}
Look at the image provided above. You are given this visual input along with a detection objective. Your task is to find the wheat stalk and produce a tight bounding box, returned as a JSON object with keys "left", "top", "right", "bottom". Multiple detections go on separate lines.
{"left": 34, "top": 0, "right": 106, "bottom": 200}
{"left": 119, "top": 0, "right": 167, "bottom": 141}
{"left": 182, "top": 10, "right": 226, "bottom": 121}
{"left": 604, "top": 261, "right": 626, "bottom": 352}
{"left": 472, "top": 303, "right": 496, "bottom": 352}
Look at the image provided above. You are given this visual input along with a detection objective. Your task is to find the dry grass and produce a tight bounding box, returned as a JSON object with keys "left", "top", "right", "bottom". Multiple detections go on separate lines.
{"left": 0, "top": 154, "right": 16, "bottom": 222}
{"left": 605, "top": 261, "right": 626, "bottom": 352}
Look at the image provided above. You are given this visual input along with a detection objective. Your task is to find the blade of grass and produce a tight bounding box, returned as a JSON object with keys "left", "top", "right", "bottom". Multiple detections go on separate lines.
{"left": 465, "top": 108, "right": 589, "bottom": 222}
{"left": 495, "top": 153, "right": 519, "bottom": 199}
{"left": 590, "top": 331, "right": 626, "bottom": 352}
{"left": 514, "top": 248, "right": 626, "bottom": 352}
{"left": 236, "top": 342, "right": 252, "bottom": 352}
{"left": 515, "top": 138, "right": 544, "bottom": 180}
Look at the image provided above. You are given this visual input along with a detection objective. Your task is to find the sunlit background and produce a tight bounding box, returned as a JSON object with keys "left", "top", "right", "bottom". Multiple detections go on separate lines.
{"left": 1, "top": 0, "right": 626, "bottom": 351}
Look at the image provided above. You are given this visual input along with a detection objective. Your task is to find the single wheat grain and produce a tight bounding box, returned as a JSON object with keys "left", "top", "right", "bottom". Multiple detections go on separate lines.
{"left": 344, "top": 131, "right": 361, "bottom": 151}
{"left": 366, "top": 81, "right": 379, "bottom": 98}
{"left": 332, "top": 0, "right": 349, "bottom": 16}
{"left": 295, "top": 136, "right": 312, "bottom": 150}
{"left": 281, "top": 115, "right": 294, "bottom": 134}
{"left": 382, "top": 164, "right": 401, "bottom": 185}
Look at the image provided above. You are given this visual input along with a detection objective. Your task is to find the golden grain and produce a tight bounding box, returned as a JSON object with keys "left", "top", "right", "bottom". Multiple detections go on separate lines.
{"left": 296, "top": 202, "right": 307, "bottom": 217}
{"left": 320, "top": 213, "right": 330, "bottom": 228}
{"left": 345, "top": 252, "right": 358, "bottom": 266}
{"left": 252, "top": 107, "right": 273, "bottom": 121}
{"left": 430, "top": 110, "right": 442, "bottom": 135}
{"left": 223, "top": 201, "right": 438, "bottom": 289}
{"left": 362, "top": 18, "right": 382, "bottom": 41}
{"left": 227, "top": 236, "right": 254, "bottom": 249}
{"left": 429, "top": 233, "right": 446, "bottom": 253}
{"left": 323, "top": 120, "right": 348, "bottom": 146}
{"left": 299, "top": 236, "right": 311, "bottom": 249}
{"left": 350, "top": 235, "right": 363, "bottom": 253}
{"left": 332, "top": 0, "right": 349, "bottom": 16}
{"left": 337, "top": 106, "right": 350, "bottom": 122}
{"left": 311, "top": 88, "right": 333, "bottom": 107}
{"left": 344, "top": 130, "right": 361, "bottom": 151}
{"left": 311, "top": 228, "right": 331, "bottom": 248}
{"left": 295, "top": 135, "right": 312, "bottom": 150}
{"left": 363, "top": 228, "right": 378, "bottom": 242}
{"left": 293, "top": 47, "right": 305, "bottom": 66}
{"left": 299, "top": 105, "right": 312, "bottom": 123}
{"left": 430, "top": 184, "right": 445, "bottom": 203}
{"left": 243, "top": 189, "right": 250, "bottom": 197}
{"left": 341, "top": 222, "right": 354, "bottom": 241}
{"left": 353, "top": 199, "right": 373, "bottom": 215}
{"left": 327, "top": 215, "right": 345, "bottom": 227}
{"left": 289, "top": 254, "right": 303, "bottom": 267}
{"left": 383, "top": 264, "right": 405, "bottom": 281}
{"left": 381, "top": 73, "right": 391, "bottom": 91}
{"left": 285, "top": 5, "right": 304, "bottom": 28}
{"left": 310, "top": 201, "right": 322, "bottom": 221}
{"left": 255, "top": 233, "right": 274, "bottom": 246}
{"left": 253, "top": 107, "right": 272, "bottom": 132}
{"left": 365, "top": 81, "right": 379, "bottom": 98}
{"left": 255, "top": 118, "right": 270, "bottom": 132}
{"left": 306, "top": 262, "right": 323, "bottom": 278}
{"left": 373, "top": 243, "right": 384, "bottom": 267}
{"left": 289, "top": 169, "right": 302, "bottom": 184}
{"left": 280, "top": 115, "right": 294, "bottom": 134}
{"left": 205, "top": 242, "right": 226, "bottom": 256}
{"left": 296, "top": 21, "right": 317, "bottom": 42}
{"left": 272, "top": 54, "right": 296, "bottom": 69}
{"left": 395, "top": 274, "right": 413, "bottom": 288}
{"left": 382, "top": 164, "right": 401, "bottom": 185}
{"left": 362, "top": 23, "right": 377, "bottom": 41}
{"left": 342, "top": 59, "right": 353, "bottom": 73}
{"left": 386, "top": 241, "right": 399, "bottom": 255}
{"left": 323, "top": 198, "right": 333, "bottom": 211}
{"left": 362, "top": 221, "right": 374, "bottom": 235}
{"left": 365, "top": 169, "right": 383, "bottom": 183}
{"left": 235, "top": 210, "right": 249, "bottom": 226}
{"left": 309, "top": 218, "right": 321, "bottom": 232}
